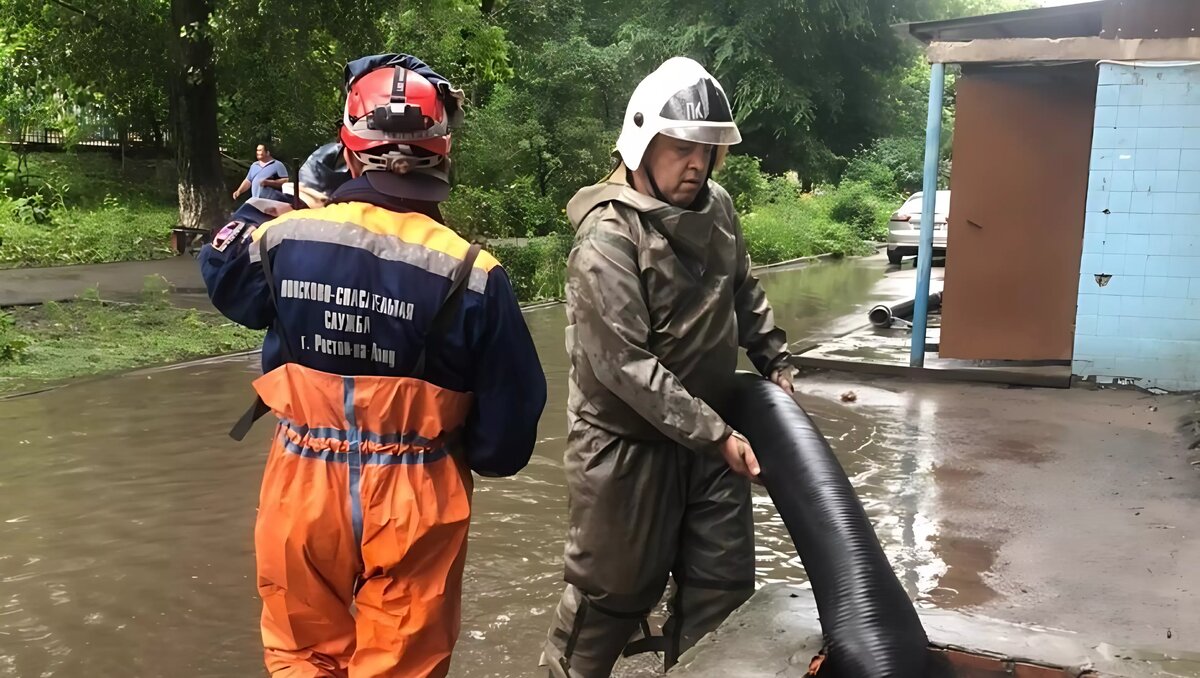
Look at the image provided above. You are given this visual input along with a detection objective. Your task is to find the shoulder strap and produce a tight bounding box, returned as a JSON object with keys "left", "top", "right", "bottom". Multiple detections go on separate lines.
{"left": 227, "top": 237, "right": 296, "bottom": 441}
{"left": 229, "top": 397, "right": 271, "bottom": 442}
{"left": 412, "top": 243, "right": 481, "bottom": 379}
{"left": 257, "top": 236, "right": 298, "bottom": 364}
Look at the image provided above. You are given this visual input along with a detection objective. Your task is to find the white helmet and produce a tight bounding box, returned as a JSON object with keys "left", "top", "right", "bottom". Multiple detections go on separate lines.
{"left": 616, "top": 57, "right": 742, "bottom": 171}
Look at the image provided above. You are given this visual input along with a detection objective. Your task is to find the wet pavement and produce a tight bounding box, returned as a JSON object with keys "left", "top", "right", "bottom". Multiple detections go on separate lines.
{"left": 673, "top": 586, "right": 1200, "bottom": 678}
{"left": 1, "top": 257, "right": 1198, "bottom": 677}
{"left": 0, "top": 258, "right": 206, "bottom": 307}
{"left": 796, "top": 374, "right": 1200, "bottom": 654}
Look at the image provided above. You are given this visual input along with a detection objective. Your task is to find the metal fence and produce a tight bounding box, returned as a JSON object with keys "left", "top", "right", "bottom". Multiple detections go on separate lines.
{"left": 8, "top": 126, "right": 169, "bottom": 149}
{"left": 3, "top": 104, "right": 169, "bottom": 149}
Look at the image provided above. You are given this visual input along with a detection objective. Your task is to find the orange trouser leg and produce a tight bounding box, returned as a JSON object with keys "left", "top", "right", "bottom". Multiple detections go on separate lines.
{"left": 256, "top": 433, "right": 361, "bottom": 677}
{"left": 348, "top": 457, "right": 472, "bottom": 678}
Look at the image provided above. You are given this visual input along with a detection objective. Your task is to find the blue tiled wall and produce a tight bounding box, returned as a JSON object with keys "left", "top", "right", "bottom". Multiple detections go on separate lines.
{"left": 1076, "top": 63, "right": 1200, "bottom": 391}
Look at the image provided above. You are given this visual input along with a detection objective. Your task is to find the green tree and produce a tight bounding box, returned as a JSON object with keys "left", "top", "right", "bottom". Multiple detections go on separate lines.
{"left": 380, "top": 0, "right": 512, "bottom": 103}
{"left": 0, "top": 0, "right": 224, "bottom": 228}
{"left": 605, "top": 0, "right": 923, "bottom": 184}
{"left": 0, "top": 0, "right": 1040, "bottom": 243}
{"left": 0, "top": 23, "right": 53, "bottom": 172}
{"left": 0, "top": 1, "right": 167, "bottom": 163}
{"left": 447, "top": 0, "right": 631, "bottom": 235}
{"left": 170, "top": 0, "right": 225, "bottom": 230}
{"left": 213, "top": 0, "right": 385, "bottom": 159}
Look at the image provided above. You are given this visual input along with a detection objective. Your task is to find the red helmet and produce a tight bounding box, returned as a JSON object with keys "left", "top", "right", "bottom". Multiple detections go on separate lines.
{"left": 340, "top": 65, "right": 451, "bottom": 161}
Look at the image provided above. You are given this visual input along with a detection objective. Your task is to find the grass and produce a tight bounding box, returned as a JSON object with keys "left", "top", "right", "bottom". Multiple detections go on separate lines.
{"left": 0, "top": 282, "right": 263, "bottom": 396}
{"left": 0, "top": 203, "right": 177, "bottom": 268}
{"left": 0, "top": 171, "right": 889, "bottom": 390}
{"left": 0, "top": 151, "right": 182, "bottom": 269}
{"left": 0, "top": 151, "right": 897, "bottom": 390}
{"left": 18, "top": 151, "right": 179, "bottom": 207}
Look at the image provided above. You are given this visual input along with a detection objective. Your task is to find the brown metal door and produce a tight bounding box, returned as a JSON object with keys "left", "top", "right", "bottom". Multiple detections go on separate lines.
{"left": 940, "top": 64, "right": 1096, "bottom": 361}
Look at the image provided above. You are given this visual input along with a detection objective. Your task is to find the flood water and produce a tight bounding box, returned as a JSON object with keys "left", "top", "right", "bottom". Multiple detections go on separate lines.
{"left": 0, "top": 258, "right": 968, "bottom": 677}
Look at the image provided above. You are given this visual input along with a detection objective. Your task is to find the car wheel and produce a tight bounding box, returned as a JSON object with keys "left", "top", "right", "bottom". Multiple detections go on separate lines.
{"left": 887, "top": 249, "right": 904, "bottom": 265}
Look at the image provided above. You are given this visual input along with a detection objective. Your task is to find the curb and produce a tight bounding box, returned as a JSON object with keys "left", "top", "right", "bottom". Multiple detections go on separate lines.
{"left": 520, "top": 299, "right": 566, "bottom": 311}
{"left": 752, "top": 252, "right": 842, "bottom": 273}
{"left": 750, "top": 244, "right": 885, "bottom": 274}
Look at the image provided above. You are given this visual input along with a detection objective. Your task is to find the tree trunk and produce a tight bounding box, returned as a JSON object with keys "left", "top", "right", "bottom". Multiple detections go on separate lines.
{"left": 169, "top": 0, "right": 225, "bottom": 230}
{"left": 536, "top": 152, "right": 548, "bottom": 197}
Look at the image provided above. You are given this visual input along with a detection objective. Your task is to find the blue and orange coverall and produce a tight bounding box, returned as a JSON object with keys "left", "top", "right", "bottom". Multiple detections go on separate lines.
{"left": 200, "top": 175, "right": 547, "bottom": 677}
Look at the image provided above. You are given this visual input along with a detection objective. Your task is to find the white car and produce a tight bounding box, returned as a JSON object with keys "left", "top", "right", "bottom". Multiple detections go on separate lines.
{"left": 887, "top": 190, "right": 950, "bottom": 265}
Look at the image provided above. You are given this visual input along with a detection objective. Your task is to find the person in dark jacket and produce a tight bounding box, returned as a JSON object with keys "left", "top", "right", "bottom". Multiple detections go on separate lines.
{"left": 200, "top": 53, "right": 546, "bottom": 678}
{"left": 542, "top": 57, "right": 794, "bottom": 677}
{"left": 283, "top": 141, "right": 351, "bottom": 208}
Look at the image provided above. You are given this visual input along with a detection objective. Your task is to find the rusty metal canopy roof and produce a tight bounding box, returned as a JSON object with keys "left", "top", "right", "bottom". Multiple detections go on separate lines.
{"left": 904, "top": 1, "right": 1106, "bottom": 43}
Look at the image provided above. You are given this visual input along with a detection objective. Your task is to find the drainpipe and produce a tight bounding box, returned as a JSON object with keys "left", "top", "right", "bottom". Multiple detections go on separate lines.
{"left": 910, "top": 61, "right": 945, "bottom": 368}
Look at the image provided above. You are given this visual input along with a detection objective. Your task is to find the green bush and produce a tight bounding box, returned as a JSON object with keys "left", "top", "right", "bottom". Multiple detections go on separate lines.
{"left": 709, "top": 153, "right": 889, "bottom": 263}
{"left": 11, "top": 193, "right": 57, "bottom": 224}
{"left": 0, "top": 152, "right": 181, "bottom": 268}
{"left": 20, "top": 152, "right": 178, "bottom": 208}
{"left": 491, "top": 234, "right": 572, "bottom": 303}
{"left": 741, "top": 186, "right": 875, "bottom": 265}
{"left": 843, "top": 136, "right": 948, "bottom": 197}
{"left": 807, "top": 213, "right": 873, "bottom": 257}
{"left": 842, "top": 153, "right": 899, "bottom": 196}
{"left": 827, "top": 181, "right": 892, "bottom": 242}
{"left": 0, "top": 147, "right": 23, "bottom": 198}
{"left": 762, "top": 174, "right": 802, "bottom": 204}
{"left": 444, "top": 180, "right": 568, "bottom": 240}
{"left": 0, "top": 150, "right": 73, "bottom": 225}
{"left": 715, "top": 154, "right": 769, "bottom": 213}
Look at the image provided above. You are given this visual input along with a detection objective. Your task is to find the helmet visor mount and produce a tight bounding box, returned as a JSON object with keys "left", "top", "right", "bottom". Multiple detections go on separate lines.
{"left": 367, "top": 66, "right": 431, "bottom": 135}
{"left": 352, "top": 146, "right": 444, "bottom": 175}
{"left": 369, "top": 102, "right": 429, "bottom": 134}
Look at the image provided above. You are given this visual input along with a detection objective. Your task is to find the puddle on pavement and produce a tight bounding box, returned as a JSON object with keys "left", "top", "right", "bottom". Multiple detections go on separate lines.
{"left": 757, "top": 260, "right": 886, "bottom": 345}
{"left": 0, "top": 259, "right": 994, "bottom": 677}
{"left": 984, "top": 437, "right": 1052, "bottom": 465}
{"left": 920, "top": 534, "right": 1000, "bottom": 609}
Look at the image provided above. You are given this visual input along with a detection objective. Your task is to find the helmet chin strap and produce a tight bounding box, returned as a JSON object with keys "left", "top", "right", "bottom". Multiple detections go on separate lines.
{"left": 694, "top": 145, "right": 718, "bottom": 207}
{"left": 643, "top": 163, "right": 668, "bottom": 204}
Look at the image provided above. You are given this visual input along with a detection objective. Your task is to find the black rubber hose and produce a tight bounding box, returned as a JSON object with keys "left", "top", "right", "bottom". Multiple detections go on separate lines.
{"left": 718, "top": 372, "right": 928, "bottom": 678}
{"left": 868, "top": 291, "right": 943, "bottom": 328}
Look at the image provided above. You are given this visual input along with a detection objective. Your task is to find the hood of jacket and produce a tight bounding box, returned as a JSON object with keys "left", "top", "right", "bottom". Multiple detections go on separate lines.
{"left": 566, "top": 164, "right": 730, "bottom": 267}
